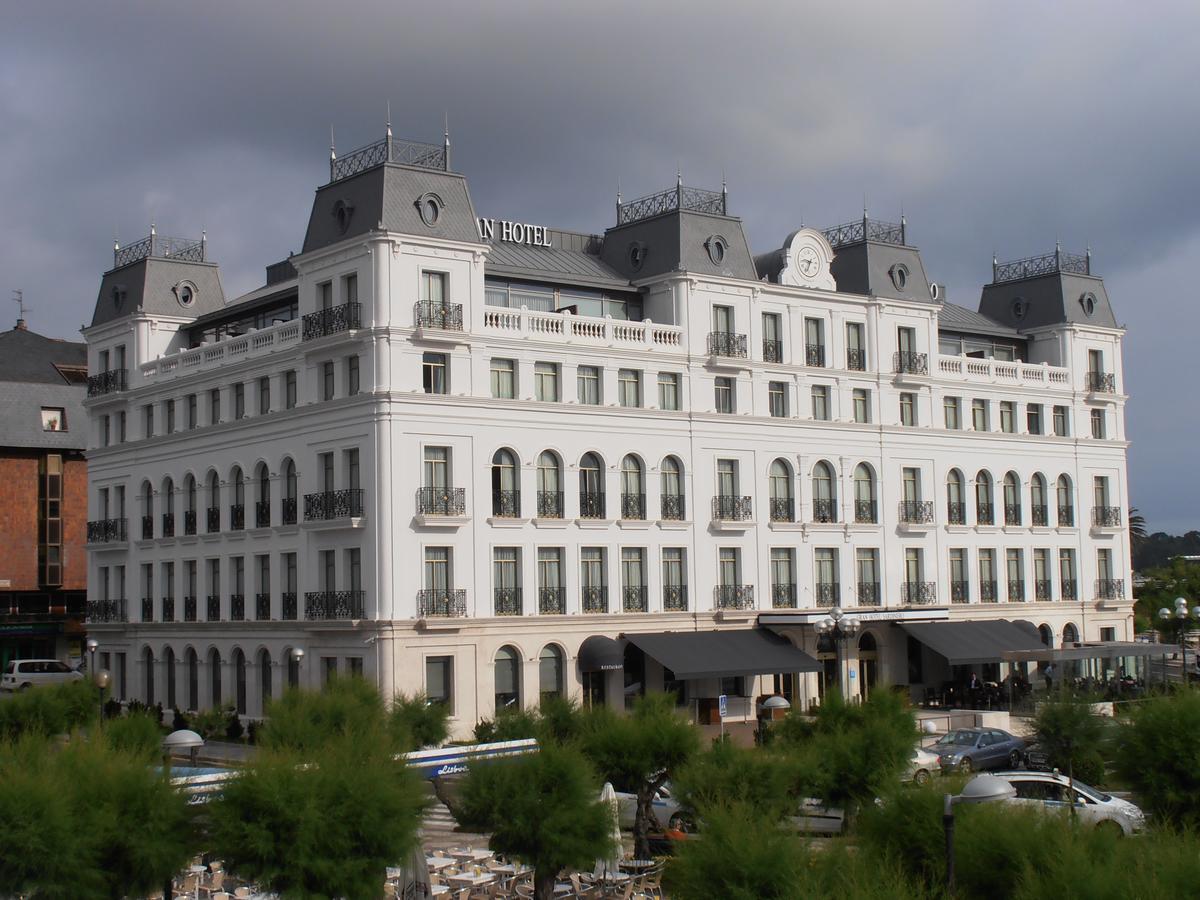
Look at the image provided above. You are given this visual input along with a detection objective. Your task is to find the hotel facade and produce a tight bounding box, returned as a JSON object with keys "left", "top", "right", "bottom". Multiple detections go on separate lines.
{"left": 83, "top": 129, "right": 1132, "bottom": 736}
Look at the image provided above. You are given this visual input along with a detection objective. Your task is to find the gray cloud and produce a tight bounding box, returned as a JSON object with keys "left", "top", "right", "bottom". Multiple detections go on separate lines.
{"left": 2, "top": 0, "right": 1196, "bottom": 530}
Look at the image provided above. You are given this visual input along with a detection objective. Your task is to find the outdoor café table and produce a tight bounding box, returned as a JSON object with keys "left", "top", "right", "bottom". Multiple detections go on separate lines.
{"left": 449, "top": 848, "right": 494, "bottom": 863}
{"left": 620, "top": 859, "right": 657, "bottom": 873}
{"left": 446, "top": 871, "right": 496, "bottom": 890}
{"left": 490, "top": 863, "right": 531, "bottom": 877}
{"left": 426, "top": 856, "right": 457, "bottom": 872}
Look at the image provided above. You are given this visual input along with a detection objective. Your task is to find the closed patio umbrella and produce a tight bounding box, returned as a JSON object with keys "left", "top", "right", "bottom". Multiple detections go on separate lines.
{"left": 394, "top": 843, "right": 432, "bottom": 899}
{"left": 593, "top": 782, "right": 623, "bottom": 880}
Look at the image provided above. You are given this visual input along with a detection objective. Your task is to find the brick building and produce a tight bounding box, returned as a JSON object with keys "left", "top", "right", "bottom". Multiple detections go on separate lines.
{"left": 0, "top": 319, "right": 88, "bottom": 668}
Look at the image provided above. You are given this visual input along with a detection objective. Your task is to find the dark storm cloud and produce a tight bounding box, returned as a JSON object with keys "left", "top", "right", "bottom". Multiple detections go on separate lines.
{"left": 2, "top": 0, "right": 1197, "bottom": 531}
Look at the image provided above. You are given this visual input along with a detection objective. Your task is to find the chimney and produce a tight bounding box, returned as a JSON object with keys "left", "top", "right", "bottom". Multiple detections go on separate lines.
{"left": 15, "top": 318, "right": 27, "bottom": 331}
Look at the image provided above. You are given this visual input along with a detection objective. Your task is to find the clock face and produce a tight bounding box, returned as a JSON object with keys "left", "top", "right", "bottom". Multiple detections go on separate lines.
{"left": 796, "top": 246, "right": 821, "bottom": 278}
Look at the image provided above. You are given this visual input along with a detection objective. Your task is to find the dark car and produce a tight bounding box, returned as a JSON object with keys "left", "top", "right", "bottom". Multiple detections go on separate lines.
{"left": 934, "top": 727, "right": 1026, "bottom": 773}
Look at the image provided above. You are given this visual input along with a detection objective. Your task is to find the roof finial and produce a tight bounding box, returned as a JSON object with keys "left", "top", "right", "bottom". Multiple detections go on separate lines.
{"left": 386, "top": 101, "right": 392, "bottom": 138}
{"left": 150, "top": 221, "right": 156, "bottom": 238}
{"left": 676, "top": 165, "right": 682, "bottom": 188}
{"left": 721, "top": 167, "right": 727, "bottom": 212}
{"left": 443, "top": 111, "right": 450, "bottom": 170}
{"left": 616, "top": 177, "right": 622, "bottom": 206}
{"left": 330, "top": 124, "right": 336, "bottom": 160}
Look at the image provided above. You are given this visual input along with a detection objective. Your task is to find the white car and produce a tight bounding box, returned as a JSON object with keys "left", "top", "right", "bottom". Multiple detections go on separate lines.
{"left": 1, "top": 659, "right": 84, "bottom": 692}
{"left": 907, "top": 747, "right": 941, "bottom": 785}
{"left": 994, "top": 770, "right": 1146, "bottom": 835}
{"left": 615, "top": 783, "right": 685, "bottom": 831}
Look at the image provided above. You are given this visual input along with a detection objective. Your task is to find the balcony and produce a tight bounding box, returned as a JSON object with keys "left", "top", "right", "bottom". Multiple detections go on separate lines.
{"left": 715, "top": 584, "right": 754, "bottom": 610}
{"left": 579, "top": 492, "right": 607, "bottom": 520}
{"left": 86, "top": 368, "right": 127, "bottom": 398}
{"left": 87, "top": 518, "right": 127, "bottom": 544}
{"left": 141, "top": 515, "right": 153, "bottom": 540}
{"left": 1008, "top": 580, "right": 1026, "bottom": 602}
{"left": 951, "top": 581, "right": 970, "bottom": 604}
{"left": 1058, "top": 505, "right": 1075, "bottom": 527}
{"left": 161, "top": 513, "right": 175, "bottom": 538}
{"left": 282, "top": 497, "right": 298, "bottom": 525}
{"left": 255, "top": 500, "right": 271, "bottom": 528}
{"left": 621, "top": 586, "right": 648, "bottom": 613}
{"left": 302, "top": 301, "right": 361, "bottom": 341}
{"left": 230, "top": 504, "right": 245, "bottom": 531}
{"left": 980, "top": 580, "right": 998, "bottom": 603}
{"left": 771, "top": 584, "right": 797, "bottom": 609}
{"left": 1092, "top": 506, "right": 1122, "bottom": 528}
{"left": 414, "top": 301, "right": 464, "bottom": 331}
{"left": 1003, "top": 504, "right": 1022, "bottom": 527}
{"left": 494, "top": 587, "right": 522, "bottom": 616}
{"left": 854, "top": 500, "right": 877, "bottom": 524}
{"left": 901, "top": 581, "right": 937, "bottom": 605}
{"left": 1096, "top": 579, "right": 1125, "bottom": 600}
{"left": 706, "top": 331, "right": 748, "bottom": 359}
{"left": 856, "top": 582, "right": 881, "bottom": 606}
{"left": 762, "top": 338, "right": 783, "bottom": 363}
{"left": 492, "top": 490, "right": 522, "bottom": 518}
{"left": 769, "top": 497, "right": 794, "bottom": 523}
{"left": 805, "top": 344, "right": 826, "bottom": 367}
{"left": 815, "top": 583, "right": 841, "bottom": 608}
{"left": 1086, "top": 371, "right": 1116, "bottom": 394}
{"left": 207, "top": 595, "right": 221, "bottom": 621}
{"left": 713, "top": 495, "right": 753, "bottom": 521}
{"left": 256, "top": 593, "right": 271, "bottom": 620}
{"left": 86, "top": 599, "right": 126, "bottom": 623}
{"left": 206, "top": 506, "right": 220, "bottom": 533}
{"left": 162, "top": 597, "right": 175, "bottom": 622}
{"left": 947, "top": 502, "right": 967, "bottom": 526}
{"left": 141, "top": 598, "right": 154, "bottom": 622}
{"left": 894, "top": 351, "right": 929, "bottom": 376}
{"left": 538, "top": 587, "right": 565, "bottom": 615}
{"left": 230, "top": 594, "right": 245, "bottom": 621}
{"left": 1035, "top": 580, "right": 1053, "bottom": 601}
{"left": 899, "top": 500, "right": 934, "bottom": 525}
{"left": 1060, "top": 580, "right": 1078, "bottom": 602}
{"left": 660, "top": 494, "right": 686, "bottom": 521}
{"left": 417, "top": 589, "right": 467, "bottom": 618}
{"left": 417, "top": 486, "right": 465, "bottom": 517}
{"left": 183, "top": 596, "right": 197, "bottom": 622}
{"left": 663, "top": 585, "right": 689, "bottom": 611}
{"left": 183, "top": 510, "right": 197, "bottom": 536}
{"left": 305, "top": 590, "right": 366, "bottom": 620}
{"left": 536, "top": 490, "right": 564, "bottom": 519}
{"left": 582, "top": 586, "right": 608, "bottom": 613}
{"left": 976, "top": 503, "right": 995, "bottom": 526}
{"left": 811, "top": 499, "right": 837, "bottom": 524}
{"left": 281, "top": 592, "right": 297, "bottom": 620}
{"left": 846, "top": 348, "right": 866, "bottom": 371}
{"left": 1031, "top": 506, "right": 1049, "bottom": 527}
{"left": 305, "top": 489, "right": 365, "bottom": 520}
{"left": 621, "top": 494, "right": 646, "bottom": 521}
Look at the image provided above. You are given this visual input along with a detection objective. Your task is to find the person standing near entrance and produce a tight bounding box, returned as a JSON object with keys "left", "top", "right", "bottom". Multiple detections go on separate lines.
{"left": 1043, "top": 662, "right": 1056, "bottom": 692}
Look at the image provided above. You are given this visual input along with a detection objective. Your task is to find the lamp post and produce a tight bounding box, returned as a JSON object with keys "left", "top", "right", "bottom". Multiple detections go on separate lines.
{"left": 161, "top": 730, "right": 205, "bottom": 900}
{"left": 86, "top": 637, "right": 98, "bottom": 674}
{"left": 290, "top": 647, "right": 305, "bottom": 690}
{"left": 815, "top": 607, "right": 861, "bottom": 700}
{"left": 944, "top": 774, "right": 1017, "bottom": 893}
{"left": 1158, "top": 597, "right": 1200, "bottom": 685}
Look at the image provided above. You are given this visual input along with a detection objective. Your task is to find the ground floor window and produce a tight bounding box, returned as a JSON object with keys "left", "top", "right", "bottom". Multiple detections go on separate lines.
{"left": 582, "top": 669, "right": 606, "bottom": 708}
{"left": 426, "top": 656, "right": 453, "bottom": 710}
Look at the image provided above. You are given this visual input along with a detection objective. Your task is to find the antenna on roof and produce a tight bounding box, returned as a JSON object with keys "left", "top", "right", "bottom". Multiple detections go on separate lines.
{"left": 12, "top": 289, "right": 28, "bottom": 330}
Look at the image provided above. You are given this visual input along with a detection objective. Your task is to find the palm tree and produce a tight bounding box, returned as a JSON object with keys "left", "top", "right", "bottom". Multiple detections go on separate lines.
{"left": 1129, "top": 507, "right": 1147, "bottom": 543}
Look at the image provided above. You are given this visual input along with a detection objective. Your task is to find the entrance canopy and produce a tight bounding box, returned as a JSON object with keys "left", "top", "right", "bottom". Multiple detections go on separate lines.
{"left": 578, "top": 635, "right": 624, "bottom": 672}
{"left": 1001, "top": 641, "right": 1170, "bottom": 665}
{"left": 624, "top": 629, "right": 820, "bottom": 680}
{"left": 901, "top": 619, "right": 1044, "bottom": 665}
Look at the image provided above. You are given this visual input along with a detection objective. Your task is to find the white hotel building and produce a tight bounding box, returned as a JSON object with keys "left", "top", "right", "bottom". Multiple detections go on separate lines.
{"left": 83, "top": 129, "right": 1132, "bottom": 735}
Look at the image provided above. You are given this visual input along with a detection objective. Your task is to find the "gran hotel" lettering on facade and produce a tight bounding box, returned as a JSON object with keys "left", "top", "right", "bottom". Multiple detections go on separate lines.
{"left": 477, "top": 218, "right": 553, "bottom": 247}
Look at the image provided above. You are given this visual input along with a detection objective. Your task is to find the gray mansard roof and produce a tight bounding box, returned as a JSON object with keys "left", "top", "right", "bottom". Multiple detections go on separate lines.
{"left": 938, "top": 301, "right": 1020, "bottom": 338}
{"left": 484, "top": 230, "right": 631, "bottom": 291}
{"left": 91, "top": 256, "right": 226, "bottom": 328}
{"left": 979, "top": 270, "right": 1118, "bottom": 330}
{"left": 0, "top": 326, "right": 86, "bottom": 451}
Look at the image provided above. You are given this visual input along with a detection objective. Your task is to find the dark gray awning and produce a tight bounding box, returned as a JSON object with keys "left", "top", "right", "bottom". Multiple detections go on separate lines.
{"left": 578, "top": 635, "right": 624, "bottom": 673}
{"left": 624, "top": 629, "right": 820, "bottom": 680}
{"left": 901, "top": 619, "right": 1045, "bottom": 665}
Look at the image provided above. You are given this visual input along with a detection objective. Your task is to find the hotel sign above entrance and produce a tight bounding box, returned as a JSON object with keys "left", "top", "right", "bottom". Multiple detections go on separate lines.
{"left": 478, "top": 218, "right": 553, "bottom": 247}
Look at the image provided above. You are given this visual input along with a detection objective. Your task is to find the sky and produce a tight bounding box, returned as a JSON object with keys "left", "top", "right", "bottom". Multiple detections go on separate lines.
{"left": 1, "top": 1, "right": 1197, "bottom": 533}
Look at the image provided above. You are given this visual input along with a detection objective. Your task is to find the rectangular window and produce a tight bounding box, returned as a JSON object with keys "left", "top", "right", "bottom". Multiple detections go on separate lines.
{"left": 285, "top": 371, "right": 298, "bottom": 409}
{"left": 187, "top": 393, "right": 198, "bottom": 429}
{"left": 846, "top": 322, "right": 866, "bottom": 370}
{"left": 258, "top": 377, "right": 271, "bottom": 414}
{"left": 999, "top": 401, "right": 1015, "bottom": 433}
{"left": 322, "top": 656, "right": 338, "bottom": 688}
{"left": 234, "top": 383, "right": 246, "bottom": 420}
{"left": 1097, "top": 548, "right": 1113, "bottom": 580}
{"left": 423, "top": 353, "right": 447, "bottom": 395}
{"left": 1093, "top": 476, "right": 1110, "bottom": 509}
{"left": 898, "top": 326, "right": 917, "bottom": 354}
{"left": 762, "top": 313, "right": 783, "bottom": 362}
{"left": 101, "top": 415, "right": 111, "bottom": 446}
{"left": 950, "top": 549, "right": 967, "bottom": 601}
{"left": 768, "top": 381, "right": 788, "bottom": 418}
{"left": 165, "top": 399, "right": 175, "bottom": 434}
{"left": 1059, "top": 549, "right": 1077, "bottom": 598}
{"left": 424, "top": 547, "right": 451, "bottom": 591}
{"left": 1007, "top": 549, "right": 1024, "bottom": 599}
{"left": 143, "top": 404, "right": 154, "bottom": 438}
{"left": 712, "top": 305, "right": 733, "bottom": 334}
{"left": 576, "top": 365, "right": 601, "bottom": 404}
{"left": 318, "top": 281, "right": 333, "bottom": 310}
{"left": 1026, "top": 403, "right": 1043, "bottom": 435}
{"left": 581, "top": 547, "right": 606, "bottom": 612}
{"left": 856, "top": 549, "right": 880, "bottom": 603}
{"left": 617, "top": 369, "right": 642, "bottom": 408}
{"left": 804, "top": 317, "right": 825, "bottom": 367}
{"left": 718, "top": 547, "right": 740, "bottom": 587}
{"left": 714, "top": 376, "right": 734, "bottom": 414}
{"left": 811, "top": 385, "right": 830, "bottom": 421}
{"left": 1034, "top": 548, "right": 1050, "bottom": 600}
{"left": 1090, "top": 409, "right": 1106, "bottom": 439}
{"left": 657, "top": 373, "right": 680, "bottom": 410}
{"left": 1053, "top": 405, "right": 1069, "bottom": 437}
{"left": 343, "top": 272, "right": 358, "bottom": 303}
{"left": 621, "top": 548, "right": 646, "bottom": 610}
{"left": 815, "top": 547, "right": 837, "bottom": 589}
{"left": 1087, "top": 348, "right": 1103, "bottom": 376}
{"left": 770, "top": 548, "right": 795, "bottom": 607}
{"left": 662, "top": 548, "right": 686, "bottom": 607}
{"left": 422, "top": 271, "right": 447, "bottom": 305}
{"left": 426, "top": 657, "right": 453, "bottom": 709}
{"left": 38, "top": 455, "right": 63, "bottom": 587}
{"left": 899, "top": 391, "right": 916, "bottom": 426}
{"left": 422, "top": 446, "right": 449, "bottom": 489}
{"left": 534, "top": 362, "right": 559, "bottom": 402}
{"left": 491, "top": 359, "right": 516, "bottom": 399}
{"left": 716, "top": 458, "right": 738, "bottom": 496}
{"left": 979, "top": 549, "right": 996, "bottom": 600}
{"left": 494, "top": 547, "right": 521, "bottom": 614}
{"left": 905, "top": 547, "right": 924, "bottom": 583}
{"left": 346, "top": 355, "right": 360, "bottom": 396}
{"left": 348, "top": 657, "right": 364, "bottom": 678}
{"left": 852, "top": 388, "right": 870, "bottom": 424}
{"left": 319, "top": 451, "right": 335, "bottom": 492}
{"left": 902, "top": 467, "right": 921, "bottom": 503}
{"left": 117, "top": 411, "right": 126, "bottom": 442}
{"left": 345, "top": 448, "right": 360, "bottom": 491}
{"left": 322, "top": 361, "right": 335, "bottom": 400}
{"left": 971, "top": 399, "right": 988, "bottom": 431}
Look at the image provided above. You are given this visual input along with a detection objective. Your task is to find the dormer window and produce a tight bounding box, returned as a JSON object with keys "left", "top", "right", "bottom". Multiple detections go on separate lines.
{"left": 331, "top": 199, "right": 355, "bottom": 234}
{"left": 1080, "top": 292, "right": 1097, "bottom": 317}
{"left": 628, "top": 242, "right": 647, "bottom": 271}
{"left": 416, "top": 192, "right": 444, "bottom": 227}
{"left": 1011, "top": 298, "right": 1028, "bottom": 320}
{"left": 705, "top": 235, "right": 728, "bottom": 265}
{"left": 111, "top": 285, "right": 126, "bottom": 309}
{"left": 889, "top": 263, "right": 909, "bottom": 291}
{"left": 173, "top": 281, "right": 197, "bottom": 308}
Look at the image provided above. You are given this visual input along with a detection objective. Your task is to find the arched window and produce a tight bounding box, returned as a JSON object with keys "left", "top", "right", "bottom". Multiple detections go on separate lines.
{"left": 495, "top": 645, "right": 520, "bottom": 711}
{"left": 283, "top": 458, "right": 298, "bottom": 524}
{"left": 210, "top": 648, "right": 222, "bottom": 706}
{"left": 536, "top": 451, "right": 563, "bottom": 518}
{"left": 230, "top": 467, "right": 245, "bottom": 530}
{"left": 812, "top": 461, "right": 836, "bottom": 523}
{"left": 1038, "top": 624, "right": 1054, "bottom": 648}
{"left": 164, "top": 647, "right": 176, "bottom": 710}
{"left": 233, "top": 648, "right": 247, "bottom": 715}
{"left": 255, "top": 463, "right": 271, "bottom": 527}
{"left": 1057, "top": 475, "right": 1074, "bottom": 526}
{"left": 659, "top": 456, "right": 685, "bottom": 523}
{"left": 947, "top": 469, "right": 966, "bottom": 525}
{"left": 1003, "top": 472, "right": 1021, "bottom": 525}
{"left": 259, "top": 649, "right": 272, "bottom": 711}
{"left": 975, "top": 470, "right": 994, "bottom": 525}
{"left": 769, "top": 459, "right": 794, "bottom": 522}
{"left": 491, "top": 449, "right": 520, "bottom": 517}
{"left": 183, "top": 476, "right": 197, "bottom": 535}
{"left": 186, "top": 648, "right": 198, "bottom": 710}
{"left": 620, "top": 455, "right": 645, "bottom": 520}
{"left": 1063, "top": 623, "right": 1079, "bottom": 646}
{"left": 1030, "top": 474, "right": 1048, "bottom": 526}
{"left": 539, "top": 645, "right": 563, "bottom": 700}
{"left": 143, "top": 646, "right": 155, "bottom": 705}
{"left": 207, "top": 472, "right": 221, "bottom": 532}
{"left": 854, "top": 463, "right": 876, "bottom": 523}
{"left": 579, "top": 452, "right": 605, "bottom": 519}
{"left": 161, "top": 476, "right": 175, "bottom": 536}
{"left": 141, "top": 480, "right": 154, "bottom": 539}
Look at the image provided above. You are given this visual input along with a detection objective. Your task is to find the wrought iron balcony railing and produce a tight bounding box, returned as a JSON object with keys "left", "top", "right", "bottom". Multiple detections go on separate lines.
{"left": 1008, "top": 580, "right": 1026, "bottom": 602}
{"left": 854, "top": 500, "right": 877, "bottom": 524}
{"left": 947, "top": 502, "right": 967, "bottom": 526}
{"left": 231, "top": 593, "right": 245, "bottom": 621}
{"left": 281, "top": 592, "right": 297, "bottom": 620}
{"left": 141, "top": 515, "right": 153, "bottom": 540}
{"left": 811, "top": 499, "right": 837, "bottom": 523}
{"left": 537, "top": 490, "right": 564, "bottom": 518}
{"left": 899, "top": 500, "right": 934, "bottom": 524}
{"left": 1035, "top": 580, "right": 1053, "bottom": 601}
{"left": 856, "top": 582, "right": 881, "bottom": 606}
{"left": 1086, "top": 371, "right": 1116, "bottom": 393}
{"left": 663, "top": 584, "right": 689, "bottom": 611}
{"left": 87, "top": 518, "right": 127, "bottom": 543}
{"left": 305, "top": 590, "right": 366, "bottom": 620}
{"left": 1060, "top": 579, "right": 1078, "bottom": 601}
{"left": 1031, "top": 505, "right": 1049, "bottom": 527}
{"left": 772, "top": 583, "right": 797, "bottom": 609}
{"left": 255, "top": 500, "right": 271, "bottom": 528}
{"left": 1096, "top": 578, "right": 1125, "bottom": 600}
{"left": 141, "top": 598, "right": 153, "bottom": 622}
{"left": 206, "top": 506, "right": 220, "bottom": 533}
{"left": 579, "top": 492, "right": 606, "bottom": 519}
{"left": 282, "top": 497, "right": 298, "bottom": 525}
{"left": 815, "top": 582, "right": 841, "bottom": 608}
{"left": 230, "top": 504, "right": 245, "bottom": 530}
{"left": 762, "top": 338, "right": 783, "bottom": 363}
{"left": 713, "top": 495, "right": 753, "bottom": 521}
{"left": 976, "top": 503, "right": 995, "bottom": 526}
{"left": 183, "top": 596, "right": 197, "bottom": 622}
{"left": 846, "top": 348, "right": 867, "bottom": 371}
{"left": 621, "top": 493, "right": 646, "bottom": 520}
{"left": 951, "top": 581, "right": 970, "bottom": 604}
{"left": 86, "top": 599, "right": 126, "bottom": 623}
{"left": 256, "top": 593, "right": 271, "bottom": 620}
{"left": 414, "top": 301, "right": 464, "bottom": 331}
{"left": 86, "top": 368, "right": 128, "bottom": 398}
{"left": 894, "top": 351, "right": 929, "bottom": 376}
{"left": 538, "top": 587, "right": 565, "bottom": 615}
{"left": 302, "top": 301, "right": 361, "bottom": 341}
{"left": 623, "top": 586, "right": 648, "bottom": 613}
{"left": 617, "top": 183, "right": 726, "bottom": 225}
{"left": 494, "top": 587, "right": 522, "bottom": 616}
{"left": 1004, "top": 504, "right": 1022, "bottom": 526}
{"left": 822, "top": 217, "right": 906, "bottom": 249}
{"left": 162, "top": 597, "right": 174, "bottom": 622}
{"left": 805, "top": 344, "right": 826, "bottom": 367}
{"left": 331, "top": 134, "right": 447, "bottom": 182}
{"left": 660, "top": 493, "right": 686, "bottom": 521}
{"left": 417, "top": 486, "right": 465, "bottom": 516}
{"left": 993, "top": 247, "right": 1089, "bottom": 283}
{"left": 706, "top": 331, "right": 748, "bottom": 358}
{"left": 1092, "top": 506, "right": 1122, "bottom": 527}
{"left": 183, "top": 510, "right": 197, "bottom": 535}
{"left": 769, "top": 497, "right": 794, "bottom": 523}
{"left": 305, "top": 489, "right": 365, "bottom": 520}
{"left": 417, "top": 589, "right": 467, "bottom": 618}
{"left": 902, "top": 581, "right": 937, "bottom": 604}
{"left": 715, "top": 584, "right": 754, "bottom": 610}
{"left": 114, "top": 232, "right": 206, "bottom": 268}
{"left": 206, "top": 595, "right": 221, "bottom": 621}
{"left": 161, "top": 513, "right": 175, "bottom": 538}
{"left": 492, "top": 490, "right": 521, "bottom": 518}
{"left": 582, "top": 586, "right": 608, "bottom": 613}
{"left": 980, "top": 580, "right": 998, "bottom": 603}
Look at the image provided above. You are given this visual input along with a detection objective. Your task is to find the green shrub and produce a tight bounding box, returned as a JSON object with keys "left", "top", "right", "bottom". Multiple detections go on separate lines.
{"left": 0, "top": 679, "right": 97, "bottom": 740}
{"left": 390, "top": 692, "right": 450, "bottom": 750}
{"left": 190, "top": 703, "right": 237, "bottom": 741}
{"left": 1113, "top": 690, "right": 1200, "bottom": 825}
{"left": 674, "top": 738, "right": 808, "bottom": 824}
{"left": 1032, "top": 693, "right": 1109, "bottom": 781}
{"left": 260, "top": 677, "right": 386, "bottom": 753}
{"left": 102, "top": 709, "right": 163, "bottom": 761}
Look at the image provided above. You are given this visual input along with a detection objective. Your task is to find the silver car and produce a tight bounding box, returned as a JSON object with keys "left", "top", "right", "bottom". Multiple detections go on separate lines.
{"left": 934, "top": 727, "right": 1026, "bottom": 773}
{"left": 994, "top": 770, "right": 1146, "bottom": 835}
{"left": 1, "top": 659, "right": 84, "bottom": 692}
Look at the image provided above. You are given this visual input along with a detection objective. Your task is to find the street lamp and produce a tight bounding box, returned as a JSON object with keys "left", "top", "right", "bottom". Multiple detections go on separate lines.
{"left": 944, "top": 774, "right": 1017, "bottom": 892}
{"left": 290, "top": 647, "right": 305, "bottom": 689}
{"left": 160, "top": 730, "right": 205, "bottom": 900}
{"left": 815, "top": 607, "right": 861, "bottom": 699}
{"left": 1158, "top": 597, "right": 1200, "bottom": 684}
{"left": 86, "top": 637, "right": 98, "bottom": 674}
